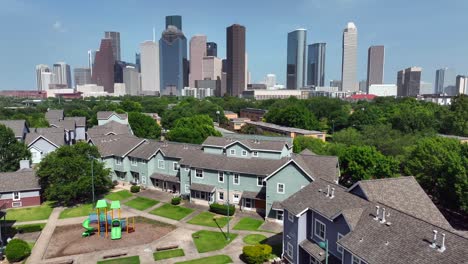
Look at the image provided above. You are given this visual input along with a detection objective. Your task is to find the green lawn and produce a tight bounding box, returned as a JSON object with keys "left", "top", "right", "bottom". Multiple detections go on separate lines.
{"left": 153, "top": 248, "right": 185, "bottom": 261}
{"left": 97, "top": 256, "right": 140, "bottom": 264}
{"left": 175, "top": 255, "right": 232, "bottom": 264}
{"left": 149, "top": 204, "right": 194, "bottom": 220}
{"left": 59, "top": 203, "right": 93, "bottom": 219}
{"left": 27, "top": 242, "right": 35, "bottom": 250}
{"left": 105, "top": 190, "right": 133, "bottom": 201}
{"left": 5, "top": 202, "right": 53, "bottom": 222}
{"left": 243, "top": 234, "right": 267, "bottom": 245}
{"left": 187, "top": 212, "right": 230, "bottom": 228}
{"left": 233, "top": 217, "right": 264, "bottom": 231}
{"left": 124, "top": 197, "right": 159, "bottom": 211}
{"left": 191, "top": 230, "right": 237, "bottom": 253}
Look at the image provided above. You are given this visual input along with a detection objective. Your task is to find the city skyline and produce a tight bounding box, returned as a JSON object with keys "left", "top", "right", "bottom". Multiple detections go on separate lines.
{"left": 1, "top": 0, "right": 467, "bottom": 89}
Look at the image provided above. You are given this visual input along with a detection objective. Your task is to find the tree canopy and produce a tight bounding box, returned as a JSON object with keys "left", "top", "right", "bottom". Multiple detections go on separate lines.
{"left": 0, "top": 125, "right": 30, "bottom": 172}
{"left": 128, "top": 112, "right": 161, "bottom": 139}
{"left": 166, "top": 114, "right": 222, "bottom": 144}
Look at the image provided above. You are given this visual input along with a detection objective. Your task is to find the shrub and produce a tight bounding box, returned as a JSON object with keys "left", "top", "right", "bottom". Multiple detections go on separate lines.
{"left": 209, "top": 203, "right": 235, "bottom": 216}
{"left": 130, "top": 185, "right": 140, "bottom": 193}
{"left": 171, "top": 197, "right": 181, "bottom": 205}
{"left": 5, "top": 239, "right": 31, "bottom": 263}
{"left": 242, "top": 244, "right": 272, "bottom": 264}
{"left": 112, "top": 180, "right": 119, "bottom": 186}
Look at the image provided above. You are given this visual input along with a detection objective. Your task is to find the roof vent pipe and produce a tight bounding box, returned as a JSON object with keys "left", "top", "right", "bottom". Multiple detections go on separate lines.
{"left": 430, "top": 230, "right": 438, "bottom": 248}
{"left": 438, "top": 233, "right": 446, "bottom": 252}
{"left": 374, "top": 206, "right": 380, "bottom": 221}
{"left": 330, "top": 188, "right": 335, "bottom": 199}
{"left": 380, "top": 208, "right": 386, "bottom": 223}
{"left": 326, "top": 185, "right": 330, "bottom": 197}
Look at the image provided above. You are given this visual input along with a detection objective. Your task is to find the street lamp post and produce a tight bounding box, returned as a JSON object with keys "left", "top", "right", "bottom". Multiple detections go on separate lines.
{"left": 318, "top": 240, "right": 329, "bottom": 264}
{"left": 88, "top": 155, "right": 96, "bottom": 206}
{"left": 226, "top": 172, "right": 230, "bottom": 241}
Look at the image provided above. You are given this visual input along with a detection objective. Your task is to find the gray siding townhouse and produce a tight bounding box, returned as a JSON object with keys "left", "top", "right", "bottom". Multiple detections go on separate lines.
{"left": 45, "top": 109, "right": 87, "bottom": 142}
{"left": 281, "top": 177, "right": 468, "bottom": 264}
{"left": 90, "top": 135, "right": 340, "bottom": 220}
{"left": 26, "top": 128, "right": 66, "bottom": 164}
{"left": 97, "top": 111, "right": 128, "bottom": 126}
{"left": 0, "top": 120, "right": 29, "bottom": 141}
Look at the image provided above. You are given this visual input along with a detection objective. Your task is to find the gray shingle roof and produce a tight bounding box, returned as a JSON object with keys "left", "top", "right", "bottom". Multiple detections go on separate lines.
{"left": 0, "top": 120, "right": 27, "bottom": 138}
{"left": 97, "top": 111, "right": 128, "bottom": 120}
{"left": 87, "top": 121, "right": 132, "bottom": 137}
{"left": 353, "top": 177, "right": 452, "bottom": 229}
{"left": 190, "top": 183, "right": 215, "bottom": 193}
{"left": 241, "top": 190, "right": 266, "bottom": 200}
{"left": 299, "top": 240, "right": 326, "bottom": 262}
{"left": 0, "top": 169, "right": 40, "bottom": 193}
{"left": 90, "top": 134, "right": 145, "bottom": 157}
{"left": 45, "top": 109, "right": 64, "bottom": 121}
{"left": 128, "top": 140, "right": 200, "bottom": 160}
{"left": 25, "top": 131, "right": 65, "bottom": 147}
{"left": 202, "top": 136, "right": 290, "bottom": 152}
{"left": 150, "top": 173, "right": 179, "bottom": 183}
{"left": 49, "top": 119, "right": 76, "bottom": 131}
{"left": 292, "top": 153, "right": 339, "bottom": 183}
{"left": 64, "top": 116, "right": 86, "bottom": 127}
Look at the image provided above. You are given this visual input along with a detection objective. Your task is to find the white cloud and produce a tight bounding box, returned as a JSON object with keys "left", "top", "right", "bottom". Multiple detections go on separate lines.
{"left": 52, "top": 21, "right": 66, "bottom": 33}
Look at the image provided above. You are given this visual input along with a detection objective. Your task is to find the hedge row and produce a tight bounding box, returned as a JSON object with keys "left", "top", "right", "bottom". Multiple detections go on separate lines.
{"left": 242, "top": 244, "right": 272, "bottom": 264}
{"left": 209, "top": 203, "right": 235, "bottom": 216}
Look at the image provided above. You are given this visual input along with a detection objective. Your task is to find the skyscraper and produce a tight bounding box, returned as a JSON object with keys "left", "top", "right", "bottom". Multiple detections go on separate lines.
{"left": 104, "top": 31, "right": 121, "bottom": 61}
{"left": 455, "top": 75, "right": 468, "bottom": 95}
{"left": 397, "top": 70, "right": 405, "bottom": 96}
{"left": 52, "top": 62, "right": 72, "bottom": 88}
{"left": 73, "top": 68, "right": 91, "bottom": 86}
{"left": 307, "top": 43, "right": 326, "bottom": 87}
{"left": 265, "top": 74, "right": 276, "bottom": 88}
{"left": 341, "top": 22, "right": 358, "bottom": 92}
{"left": 135, "top": 53, "right": 141, "bottom": 72}
{"left": 159, "top": 25, "right": 188, "bottom": 95}
{"left": 40, "top": 72, "right": 53, "bottom": 91}
{"left": 36, "top": 64, "right": 50, "bottom": 91}
{"left": 287, "top": 29, "right": 307, "bottom": 89}
{"left": 202, "top": 56, "right": 222, "bottom": 81}
{"left": 88, "top": 50, "right": 96, "bottom": 75}
{"left": 367, "top": 45, "right": 385, "bottom": 89}
{"left": 165, "top": 15, "right": 182, "bottom": 30}
{"left": 92, "top": 39, "right": 115, "bottom": 93}
{"left": 189, "top": 35, "right": 207, "bottom": 87}
{"left": 206, "top": 42, "right": 217, "bottom": 57}
{"left": 435, "top": 68, "right": 456, "bottom": 95}
{"left": 140, "top": 41, "right": 160, "bottom": 94}
{"left": 123, "top": 66, "right": 141, "bottom": 95}
{"left": 226, "top": 24, "right": 246, "bottom": 97}
{"left": 403, "top": 67, "right": 422, "bottom": 96}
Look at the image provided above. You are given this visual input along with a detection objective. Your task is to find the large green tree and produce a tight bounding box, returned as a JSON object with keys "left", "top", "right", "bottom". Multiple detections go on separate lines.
{"left": 265, "top": 98, "right": 319, "bottom": 130}
{"left": 36, "top": 142, "right": 112, "bottom": 206}
{"left": 0, "top": 125, "right": 31, "bottom": 172}
{"left": 166, "top": 114, "right": 221, "bottom": 144}
{"left": 128, "top": 112, "right": 161, "bottom": 139}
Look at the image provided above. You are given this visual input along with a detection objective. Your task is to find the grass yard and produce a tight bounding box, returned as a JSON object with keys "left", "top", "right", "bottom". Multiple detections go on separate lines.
{"left": 124, "top": 197, "right": 159, "bottom": 211}
{"left": 97, "top": 256, "right": 140, "bottom": 264}
{"left": 153, "top": 248, "right": 185, "bottom": 261}
{"left": 175, "top": 255, "right": 232, "bottom": 264}
{"left": 105, "top": 190, "right": 133, "bottom": 201}
{"left": 5, "top": 202, "right": 53, "bottom": 222}
{"left": 59, "top": 203, "right": 93, "bottom": 219}
{"left": 27, "top": 242, "right": 35, "bottom": 250}
{"left": 149, "top": 204, "right": 193, "bottom": 220}
{"left": 233, "top": 217, "right": 263, "bottom": 231}
{"left": 191, "top": 230, "right": 237, "bottom": 253}
{"left": 243, "top": 234, "right": 267, "bottom": 245}
{"left": 187, "top": 212, "right": 230, "bottom": 228}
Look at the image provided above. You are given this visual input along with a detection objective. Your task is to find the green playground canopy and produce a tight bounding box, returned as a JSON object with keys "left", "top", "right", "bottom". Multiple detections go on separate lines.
{"left": 110, "top": 201, "right": 121, "bottom": 210}
{"left": 96, "top": 199, "right": 108, "bottom": 209}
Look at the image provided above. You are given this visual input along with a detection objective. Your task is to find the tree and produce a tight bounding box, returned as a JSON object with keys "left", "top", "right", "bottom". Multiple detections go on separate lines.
{"left": 265, "top": 98, "right": 319, "bottom": 130}
{"left": 128, "top": 112, "right": 161, "bottom": 139}
{"left": 36, "top": 142, "right": 112, "bottom": 206}
{"left": 293, "top": 136, "right": 327, "bottom": 154}
{"left": 121, "top": 99, "right": 143, "bottom": 113}
{"left": 166, "top": 114, "right": 221, "bottom": 144}
{"left": 444, "top": 95, "right": 468, "bottom": 136}
{"left": 0, "top": 125, "right": 31, "bottom": 172}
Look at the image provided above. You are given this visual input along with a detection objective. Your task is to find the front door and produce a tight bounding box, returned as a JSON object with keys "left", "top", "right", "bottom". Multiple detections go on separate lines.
{"left": 233, "top": 194, "right": 240, "bottom": 204}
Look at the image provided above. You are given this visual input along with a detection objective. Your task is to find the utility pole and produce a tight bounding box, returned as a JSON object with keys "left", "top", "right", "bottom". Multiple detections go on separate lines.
{"left": 226, "top": 172, "right": 230, "bottom": 241}
{"left": 88, "top": 154, "right": 96, "bottom": 206}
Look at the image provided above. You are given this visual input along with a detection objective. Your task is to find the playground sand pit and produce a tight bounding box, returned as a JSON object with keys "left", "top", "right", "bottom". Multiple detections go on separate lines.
{"left": 44, "top": 217, "right": 176, "bottom": 259}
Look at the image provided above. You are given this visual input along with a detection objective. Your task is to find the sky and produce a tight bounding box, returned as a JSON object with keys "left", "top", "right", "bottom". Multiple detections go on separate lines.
{"left": 0, "top": 0, "right": 467, "bottom": 90}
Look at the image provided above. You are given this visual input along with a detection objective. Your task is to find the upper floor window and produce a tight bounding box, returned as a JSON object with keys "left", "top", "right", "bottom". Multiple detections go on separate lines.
{"left": 241, "top": 150, "right": 247, "bottom": 156}
{"left": 195, "top": 169, "right": 203, "bottom": 178}
{"left": 115, "top": 157, "right": 122, "bottom": 165}
{"left": 130, "top": 158, "right": 137, "bottom": 166}
{"left": 352, "top": 255, "right": 367, "bottom": 264}
{"left": 218, "top": 172, "right": 224, "bottom": 183}
{"left": 253, "top": 151, "right": 259, "bottom": 157}
{"left": 257, "top": 177, "right": 264, "bottom": 186}
{"left": 158, "top": 159, "right": 165, "bottom": 169}
{"left": 229, "top": 149, "right": 236, "bottom": 155}
{"left": 12, "top": 192, "right": 20, "bottom": 201}
{"left": 173, "top": 162, "right": 179, "bottom": 171}
{"left": 277, "top": 183, "right": 285, "bottom": 194}
{"left": 314, "top": 219, "right": 326, "bottom": 240}
{"left": 337, "top": 233, "right": 344, "bottom": 254}
{"left": 233, "top": 174, "right": 240, "bottom": 185}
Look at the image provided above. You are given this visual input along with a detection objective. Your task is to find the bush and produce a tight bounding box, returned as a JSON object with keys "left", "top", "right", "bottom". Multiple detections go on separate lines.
{"left": 16, "top": 224, "right": 44, "bottom": 233}
{"left": 242, "top": 244, "right": 272, "bottom": 264}
{"left": 112, "top": 180, "right": 119, "bottom": 187}
{"left": 5, "top": 239, "right": 31, "bottom": 263}
{"left": 171, "top": 197, "right": 181, "bottom": 205}
{"left": 130, "top": 185, "right": 140, "bottom": 193}
{"left": 209, "top": 203, "right": 235, "bottom": 216}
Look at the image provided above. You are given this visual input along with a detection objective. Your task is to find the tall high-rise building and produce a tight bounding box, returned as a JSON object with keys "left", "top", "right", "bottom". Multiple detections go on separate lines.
{"left": 307, "top": 43, "right": 326, "bottom": 87}
{"left": 455, "top": 75, "right": 468, "bottom": 95}
{"left": 286, "top": 29, "right": 307, "bottom": 89}
{"left": 359, "top": 80, "right": 367, "bottom": 93}
{"left": 40, "top": 72, "right": 53, "bottom": 91}
{"left": 92, "top": 39, "right": 115, "bottom": 93}
{"left": 104, "top": 31, "right": 121, "bottom": 61}
{"left": 123, "top": 66, "right": 141, "bottom": 95}
{"left": 189, "top": 35, "right": 207, "bottom": 87}
{"left": 135, "top": 53, "right": 141, "bottom": 72}
{"left": 73, "top": 68, "right": 91, "bottom": 86}
{"left": 435, "top": 68, "right": 456, "bottom": 95}
{"left": 52, "top": 62, "right": 72, "bottom": 88}
{"left": 202, "top": 56, "right": 222, "bottom": 81}
{"left": 265, "top": 74, "right": 276, "bottom": 88}
{"left": 36, "top": 64, "right": 50, "bottom": 91}
{"left": 403, "top": 67, "right": 422, "bottom": 96}
{"left": 165, "top": 15, "right": 182, "bottom": 30}
{"left": 367, "top": 45, "right": 385, "bottom": 89}
{"left": 140, "top": 41, "right": 160, "bottom": 94}
{"left": 341, "top": 22, "right": 358, "bottom": 92}
{"left": 226, "top": 24, "right": 246, "bottom": 97}
{"left": 206, "top": 42, "right": 217, "bottom": 57}
{"left": 159, "top": 25, "right": 188, "bottom": 95}
{"left": 88, "top": 50, "right": 96, "bottom": 75}
{"left": 397, "top": 70, "right": 405, "bottom": 96}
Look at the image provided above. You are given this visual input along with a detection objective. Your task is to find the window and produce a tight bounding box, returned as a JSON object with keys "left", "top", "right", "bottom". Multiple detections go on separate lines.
{"left": 12, "top": 192, "right": 20, "bottom": 201}
{"left": 12, "top": 202, "right": 22, "bottom": 208}
{"left": 173, "top": 162, "right": 179, "bottom": 171}
{"left": 115, "top": 157, "right": 122, "bottom": 165}
{"left": 286, "top": 242, "right": 293, "bottom": 258}
{"left": 277, "top": 183, "right": 285, "bottom": 194}
{"left": 158, "top": 160, "right": 165, "bottom": 169}
{"left": 241, "top": 150, "right": 247, "bottom": 156}
{"left": 288, "top": 211, "right": 294, "bottom": 222}
{"left": 337, "top": 233, "right": 344, "bottom": 254}
{"left": 253, "top": 151, "right": 259, "bottom": 157}
{"left": 277, "top": 210, "right": 284, "bottom": 221}
{"left": 130, "top": 158, "right": 137, "bottom": 166}
{"left": 257, "top": 177, "right": 264, "bottom": 186}
{"left": 352, "top": 255, "right": 367, "bottom": 264}
{"left": 314, "top": 219, "right": 326, "bottom": 240}
{"left": 195, "top": 169, "right": 203, "bottom": 178}
{"left": 233, "top": 174, "right": 240, "bottom": 185}
{"left": 218, "top": 191, "right": 224, "bottom": 200}
{"left": 229, "top": 149, "right": 236, "bottom": 155}
{"left": 218, "top": 172, "right": 224, "bottom": 183}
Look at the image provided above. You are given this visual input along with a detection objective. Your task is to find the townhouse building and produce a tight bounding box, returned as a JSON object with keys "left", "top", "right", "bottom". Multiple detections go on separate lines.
{"left": 0, "top": 120, "right": 29, "bottom": 141}
{"left": 90, "top": 135, "right": 339, "bottom": 220}
{"left": 281, "top": 177, "right": 468, "bottom": 263}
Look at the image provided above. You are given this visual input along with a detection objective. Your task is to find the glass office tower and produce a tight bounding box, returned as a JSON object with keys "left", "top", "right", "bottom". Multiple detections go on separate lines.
{"left": 286, "top": 29, "right": 307, "bottom": 89}
{"left": 159, "top": 26, "right": 188, "bottom": 95}
{"left": 307, "top": 43, "right": 326, "bottom": 87}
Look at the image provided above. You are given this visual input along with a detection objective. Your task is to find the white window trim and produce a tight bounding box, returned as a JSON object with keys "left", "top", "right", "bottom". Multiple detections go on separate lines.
{"left": 257, "top": 177, "right": 263, "bottom": 186}
{"left": 218, "top": 172, "right": 224, "bottom": 183}
{"left": 253, "top": 151, "right": 259, "bottom": 157}
{"left": 314, "top": 218, "right": 326, "bottom": 241}
{"left": 229, "top": 149, "right": 236, "bottom": 155}
{"left": 233, "top": 174, "right": 240, "bottom": 185}
{"left": 158, "top": 159, "right": 165, "bottom": 169}
{"left": 218, "top": 191, "right": 224, "bottom": 200}
{"left": 12, "top": 192, "right": 21, "bottom": 201}
{"left": 12, "top": 201, "right": 22, "bottom": 208}
{"left": 286, "top": 242, "right": 293, "bottom": 258}
{"left": 130, "top": 158, "right": 137, "bottom": 166}
{"left": 241, "top": 150, "right": 247, "bottom": 156}
{"left": 277, "top": 183, "right": 285, "bottom": 194}
{"left": 288, "top": 211, "right": 294, "bottom": 222}
{"left": 195, "top": 169, "right": 204, "bottom": 179}
{"left": 173, "top": 162, "right": 179, "bottom": 171}
{"left": 337, "top": 233, "right": 344, "bottom": 254}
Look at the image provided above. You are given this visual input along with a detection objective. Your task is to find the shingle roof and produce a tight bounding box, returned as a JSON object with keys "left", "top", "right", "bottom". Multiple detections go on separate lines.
{"left": 0, "top": 120, "right": 27, "bottom": 138}
{"left": 292, "top": 153, "right": 339, "bottom": 184}
{"left": 49, "top": 119, "right": 76, "bottom": 131}
{"left": 25, "top": 132, "right": 65, "bottom": 147}
{"left": 87, "top": 121, "right": 132, "bottom": 137}
{"left": 128, "top": 140, "right": 200, "bottom": 160}
{"left": 242, "top": 190, "right": 266, "bottom": 200}
{"left": 0, "top": 169, "right": 40, "bottom": 193}
{"left": 97, "top": 111, "right": 128, "bottom": 120}
{"left": 90, "top": 134, "right": 145, "bottom": 157}
{"left": 202, "top": 136, "right": 290, "bottom": 152}
{"left": 352, "top": 177, "right": 452, "bottom": 229}
{"left": 64, "top": 116, "right": 86, "bottom": 127}
{"left": 299, "top": 240, "right": 326, "bottom": 262}
{"left": 150, "top": 173, "right": 179, "bottom": 183}
{"left": 45, "top": 109, "right": 64, "bottom": 121}
{"left": 190, "top": 183, "right": 215, "bottom": 193}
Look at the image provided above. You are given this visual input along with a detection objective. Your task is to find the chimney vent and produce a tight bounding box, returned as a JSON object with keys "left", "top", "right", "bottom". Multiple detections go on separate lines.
{"left": 430, "top": 230, "right": 438, "bottom": 248}
{"left": 374, "top": 206, "right": 380, "bottom": 221}
{"left": 438, "top": 233, "right": 446, "bottom": 252}
{"left": 19, "top": 160, "right": 31, "bottom": 170}
{"left": 380, "top": 208, "right": 386, "bottom": 223}
{"left": 330, "top": 188, "right": 335, "bottom": 199}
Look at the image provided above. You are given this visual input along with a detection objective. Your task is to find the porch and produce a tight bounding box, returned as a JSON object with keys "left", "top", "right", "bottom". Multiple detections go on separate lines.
{"left": 189, "top": 183, "right": 215, "bottom": 206}
{"left": 150, "top": 173, "right": 180, "bottom": 193}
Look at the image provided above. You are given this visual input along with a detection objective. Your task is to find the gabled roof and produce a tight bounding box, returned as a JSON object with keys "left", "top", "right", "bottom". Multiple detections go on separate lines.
{"left": 90, "top": 134, "right": 145, "bottom": 157}
{"left": 97, "top": 111, "right": 128, "bottom": 120}
{"left": 87, "top": 121, "right": 132, "bottom": 137}
{"left": 64, "top": 116, "right": 86, "bottom": 127}
{"left": 45, "top": 109, "right": 64, "bottom": 121}
{"left": 0, "top": 169, "right": 40, "bottom": 193}
{"left": 0, "top": 120, "right": 28, "bottom": 138}
{"left": 292, "top": 153, "right": 338, "bottom": 184}
{"left": 349, "top": 177, "right": 452, "bottom": 229}
{"left": 128, "top": 140, "right": 200, "bottom": 160}
{"left": 25, "top": 132, "right": 65, "bottom": 147}
{"left": 299, "top": 149, "right": 316, "bottom": 155}
{"left": 202, "top": 136, "right": 290, "bottom": 152}
{"left": 49, "top": 119, "right": 76, "bottom": 131}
